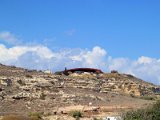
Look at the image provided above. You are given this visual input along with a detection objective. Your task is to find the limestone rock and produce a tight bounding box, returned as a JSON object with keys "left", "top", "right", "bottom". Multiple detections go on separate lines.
{"left": 0, "top": 78, "right": 12, "bottom": 86}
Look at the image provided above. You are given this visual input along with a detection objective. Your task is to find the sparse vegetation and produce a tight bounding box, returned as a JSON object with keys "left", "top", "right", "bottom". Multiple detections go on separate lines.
{"left": 25, "top": 74, "right": 33, "bottom": 78}
{"left": 70, "top": 110, "right": 82, "bottom": 120}
{"left": 103, "top": 73, "right": 121, "bottom": 79}
{"left": 93, "top": 117, "right": 103, "bottom": 120}
{"left": 124, "top": 100, "right": 160, "bottom": 120}
{"left": 28, "top": 112, "right": 43, "bottom": 120}
{"left": 17, "top": 80, "right": 26, "bottom": 85}
{"left": 40, "top": 92, "right": 46, "bottom": 100}
{"left": 140, "top": 95, "right": 156, "bottom": 100}
{"left": 0, "top": 64, "right": 160, "bottom": 120}
{"left": 111, "top": 70, "right": 118, "bottom": 73}
{"left": 54, "top": 71, "right": 63, "bottom": 75}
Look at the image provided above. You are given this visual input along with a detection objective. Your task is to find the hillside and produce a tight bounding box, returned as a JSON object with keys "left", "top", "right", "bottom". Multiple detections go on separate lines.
{"left": 0, "top": 64, "right": 159, "bottom": 119}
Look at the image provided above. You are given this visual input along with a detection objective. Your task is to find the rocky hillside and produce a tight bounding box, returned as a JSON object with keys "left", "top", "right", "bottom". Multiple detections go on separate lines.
{"left": 0, "top": 64, "right": 159, "bottom": 119}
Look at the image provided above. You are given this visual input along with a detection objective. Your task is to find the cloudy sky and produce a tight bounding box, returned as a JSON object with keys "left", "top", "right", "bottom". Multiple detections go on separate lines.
{"left": 0, "top": 0, "right": 160, "bottom": 85}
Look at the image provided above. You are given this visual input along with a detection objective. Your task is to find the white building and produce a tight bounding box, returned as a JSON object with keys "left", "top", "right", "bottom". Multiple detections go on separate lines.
{"left": 43, "top": 70, "right": 52, "bottom": 74}
{"left": 103, "top": 116, "right": 123, "bottom": 120}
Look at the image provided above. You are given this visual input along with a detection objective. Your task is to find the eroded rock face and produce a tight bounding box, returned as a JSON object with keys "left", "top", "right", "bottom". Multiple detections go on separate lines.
{"left": 12, "top": 91, "right": 42, "bottom": 100}
{"left": 0, "top": 71, "right": 156, "bottom": 102}
{"left": 0, "top": 64, "right": 159, "bottom": 116}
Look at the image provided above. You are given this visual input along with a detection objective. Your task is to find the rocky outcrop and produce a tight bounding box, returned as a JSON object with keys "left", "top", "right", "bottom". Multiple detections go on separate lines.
{"left": 12, "top": 91, "right": 42, "bottom": 100}
{"left": 0, "top": 77, "right": 12, "bottom": 86}
{"left": 0, "top": 64, "right": 159, "bottom": 117}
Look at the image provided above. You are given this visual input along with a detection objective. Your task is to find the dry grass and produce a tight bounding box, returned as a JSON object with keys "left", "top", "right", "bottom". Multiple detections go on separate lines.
{"left": 28, "top": 112, "right": 43, "bottom": 120}
{"left": 1, "top": 114, "right": 42, "bottom": 120}
{"left": 1, "top": 115, "right": 29, "bottom": 120}
{"left": 103, "top": 73, "right": 121, "bottom": 79}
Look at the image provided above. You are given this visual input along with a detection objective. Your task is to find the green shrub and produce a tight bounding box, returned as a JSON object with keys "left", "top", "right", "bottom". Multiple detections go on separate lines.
{"left": 124, "top": 100, "right": 160, "bottom": 120}
{"left": 70, "top": 110, "right": 82, "bottom": 119}
{"left": 28, "top": 112, "right": 43, "bottom": 120}
{"left": 140, "top": 96, "right": 155, "bottom": 100}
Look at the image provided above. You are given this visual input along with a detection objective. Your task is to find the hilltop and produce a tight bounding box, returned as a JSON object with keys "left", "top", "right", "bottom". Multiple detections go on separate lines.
{"left": 0, "top": 64, "right": 159, "bottom": 119}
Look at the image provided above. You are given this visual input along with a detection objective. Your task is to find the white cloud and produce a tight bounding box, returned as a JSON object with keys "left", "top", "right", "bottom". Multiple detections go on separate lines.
{"left": 108, "top": 57, "right": 130, "bottom": 71}
{"left": 0, "top": 43, "right": 160, "bottom": 85}
{"left": 0, "top": 44, "right": 54, "bottom": 62}
{"left": 0, "top": 44, "right": 107, "bottom": 71}
{"left": 137, "top": 56, "right": 156, "bottom": 64}
{"left": 107, "top": 56, "right": 160, "bottom": 85}
{"left": 0, "top": 31, "right": 21, "bottom": 45}
{"left": 70, "top": 46, "right": 107, "bottom": 68}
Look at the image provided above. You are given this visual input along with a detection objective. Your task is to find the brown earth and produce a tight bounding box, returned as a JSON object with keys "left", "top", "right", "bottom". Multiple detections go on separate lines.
{"left": 0, "top": 64, "right": 159, "bottom": 119}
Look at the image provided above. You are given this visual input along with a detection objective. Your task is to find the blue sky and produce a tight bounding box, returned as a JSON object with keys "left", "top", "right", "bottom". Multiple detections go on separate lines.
{"left": 0, "top": 0, "right": 160, "bottom": 58}
{"left": 0, "top": 0, "right": 160, "bottom": 84}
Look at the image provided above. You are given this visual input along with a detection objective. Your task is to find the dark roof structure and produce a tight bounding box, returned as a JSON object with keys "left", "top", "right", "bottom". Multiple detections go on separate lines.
{"left": 63, "top": 68, "right": 103, "bottom": 74}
